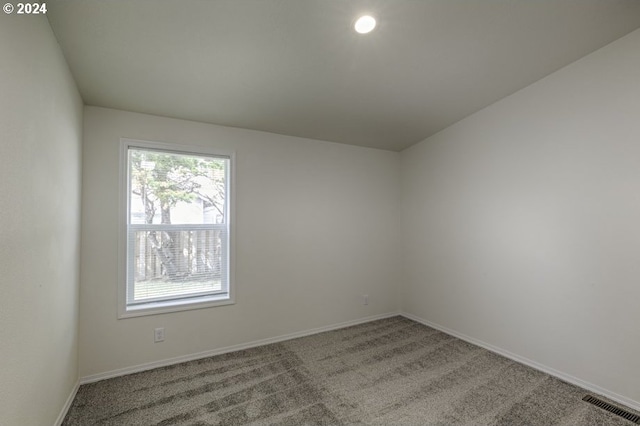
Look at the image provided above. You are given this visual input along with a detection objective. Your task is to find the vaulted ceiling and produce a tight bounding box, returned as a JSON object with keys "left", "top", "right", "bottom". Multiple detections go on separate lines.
{"left": 47, "top": 0, "right": 640, "bottom": 151}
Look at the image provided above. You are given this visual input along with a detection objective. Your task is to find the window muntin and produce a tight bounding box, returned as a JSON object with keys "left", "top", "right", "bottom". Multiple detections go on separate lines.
{"left": 121, "top": 140, "right": 233, "bottom": 316}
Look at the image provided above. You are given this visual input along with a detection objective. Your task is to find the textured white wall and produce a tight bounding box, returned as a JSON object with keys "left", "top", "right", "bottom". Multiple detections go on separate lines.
{"left": 401, "top": 29, "right": 640, "bottom": 406}
{"left": 0, "top": 14, "right": 83, "bottom": 426}
{"left": 80, "top": 106, "right": 400, "bottom": 377}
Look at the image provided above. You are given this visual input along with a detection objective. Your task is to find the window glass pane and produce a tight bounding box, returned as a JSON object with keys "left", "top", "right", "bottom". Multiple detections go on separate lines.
{"left": 129, "top": 149, "right": 227, "bottom": 225}
{"left": 130, "top": 229, "right": 227, "bottom": 304}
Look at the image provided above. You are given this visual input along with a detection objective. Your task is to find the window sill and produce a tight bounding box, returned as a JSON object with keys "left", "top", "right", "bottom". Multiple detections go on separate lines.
{"left": 118, "top": 294, "right": 234, "bottom": 319}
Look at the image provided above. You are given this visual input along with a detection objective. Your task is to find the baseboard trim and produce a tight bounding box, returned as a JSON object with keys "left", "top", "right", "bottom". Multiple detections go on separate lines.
{"left": 54, "top": 380, "right": 79, "bottom": 426}
{"left": 80, "top": 311, "right": 400, "bottom": 385}
{"left": 400, "top": 311, "right": 640, "bottom": 413}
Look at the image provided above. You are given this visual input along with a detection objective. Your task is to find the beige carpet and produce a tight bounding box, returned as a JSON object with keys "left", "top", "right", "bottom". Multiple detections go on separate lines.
{"left": 63, "top": 316, "right": 639, "bottom": 425}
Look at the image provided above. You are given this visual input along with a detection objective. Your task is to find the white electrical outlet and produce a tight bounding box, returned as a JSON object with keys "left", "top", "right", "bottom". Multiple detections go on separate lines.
{"left": 154, "top": 327, "right": 165, "bottom": 343}
{"left": 363, "top": 294, "right": 369, "bottom": 305}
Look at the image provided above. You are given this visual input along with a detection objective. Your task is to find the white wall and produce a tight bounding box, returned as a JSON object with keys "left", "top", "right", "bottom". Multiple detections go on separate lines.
{"left": 80, "top": 106, "right": 400, "bottom": 378}
{"left": 0, "top": 14, "right": 83, "bottom": 426}
{"left": 401, "top": 28, "right": 640, "bottom": 406}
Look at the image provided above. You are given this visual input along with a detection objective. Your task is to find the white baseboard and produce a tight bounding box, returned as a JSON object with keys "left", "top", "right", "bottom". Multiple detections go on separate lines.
{"left": 401, "top": 311, "right": 640, "bottom": 413}
{"left": 54, "top": 380, "right": 79, "bottom": 426}
{"left": 80, "top": 311, "right": 400, "bottom": 385}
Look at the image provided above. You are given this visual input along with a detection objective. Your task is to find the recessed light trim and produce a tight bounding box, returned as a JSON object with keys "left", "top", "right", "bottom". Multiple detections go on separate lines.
{"left": 354, "top": 15, "right": 376, "bottom": 34}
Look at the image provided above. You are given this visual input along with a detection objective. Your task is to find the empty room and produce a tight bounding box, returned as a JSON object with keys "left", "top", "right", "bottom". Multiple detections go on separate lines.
{"left": 2, "top": 1, "right": 640, "bottom": 424}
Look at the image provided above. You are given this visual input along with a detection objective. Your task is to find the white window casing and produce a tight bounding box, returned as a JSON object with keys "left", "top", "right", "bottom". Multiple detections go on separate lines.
{"left": 118, "top": 138, "right": 235, "bottom": 318}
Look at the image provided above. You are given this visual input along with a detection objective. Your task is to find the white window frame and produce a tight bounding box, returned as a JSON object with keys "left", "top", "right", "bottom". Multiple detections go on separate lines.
{"left": 118, "top": 138, "right": 235, "bottom": 318}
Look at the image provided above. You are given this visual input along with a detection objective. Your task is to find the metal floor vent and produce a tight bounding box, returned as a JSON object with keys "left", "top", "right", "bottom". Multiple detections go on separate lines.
{"left": 582, "top": 395, "right": 640, "bottom": 424}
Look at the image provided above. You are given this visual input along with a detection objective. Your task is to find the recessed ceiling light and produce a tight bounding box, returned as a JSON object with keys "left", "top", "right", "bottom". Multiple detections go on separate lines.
{"left": 354, "top": 15, "right": 376, "bottom": 34}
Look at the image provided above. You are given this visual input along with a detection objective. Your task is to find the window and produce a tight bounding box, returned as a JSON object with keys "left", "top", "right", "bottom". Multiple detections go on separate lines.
{"left": 119, "top": 139, "right": 234, "bottom": 317}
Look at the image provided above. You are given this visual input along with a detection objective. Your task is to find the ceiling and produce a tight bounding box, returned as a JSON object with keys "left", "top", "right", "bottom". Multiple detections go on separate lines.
{"left": 46, "top": 0, "right": 640, "bottom": 151}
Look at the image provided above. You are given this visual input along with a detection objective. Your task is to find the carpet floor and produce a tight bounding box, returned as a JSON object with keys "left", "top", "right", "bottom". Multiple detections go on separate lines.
{"left": 63, "top": 316, "right": 639, "bottom": 425}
